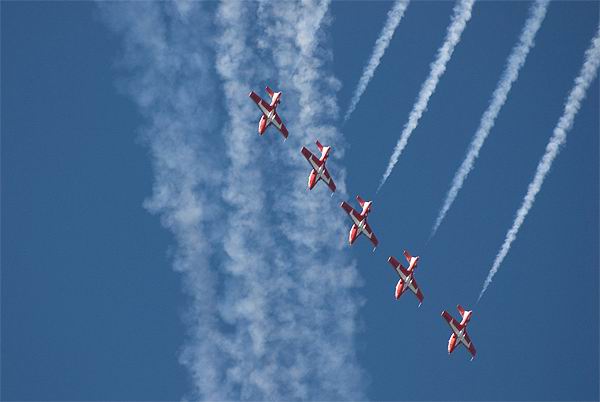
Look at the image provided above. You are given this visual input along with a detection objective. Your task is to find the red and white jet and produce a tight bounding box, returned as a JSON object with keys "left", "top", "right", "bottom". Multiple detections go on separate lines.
{"left": 248, "top": 86, "right": 289, "bottom": 139}
{"left": 300, "top": 140, "right": 336, "bottom": 193}
{"left": 387, "top": 250, "right": 424, "bottom": 305}
{"left": 441, "top": 305, "right": 477, "bottom": 360}
{"left": 340, "top": 196, "right": 378, "bottom": 250}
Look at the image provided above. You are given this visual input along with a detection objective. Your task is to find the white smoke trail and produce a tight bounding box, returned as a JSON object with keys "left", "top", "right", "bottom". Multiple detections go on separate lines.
{"left": 99, "top": 2, "right": 229, "bottom": 398}
{"left": 252, "top": 0, "right": 366, "bottom": 398}
{"left": 479, "top": 26, "right": 600, "bottom": 301}
{"left": 431, "top": 0, "right": 549, "bottom": 238}
{"left": 102, "top": 1, "right": 365, "bottom": 399}
{"left": 343, "top": 0, "right": 410, "bottom": 122}
{"left": 206, "top": 1, "right": 363, "bottom": 399}
{"left": 378, "top": 0, "right": 475, "bottom": 191}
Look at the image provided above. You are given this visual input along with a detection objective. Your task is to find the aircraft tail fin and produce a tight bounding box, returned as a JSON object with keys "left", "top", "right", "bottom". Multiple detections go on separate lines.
{"left": 265, "top": 86, "right": 274, "bottom": 97}
{"left": 457, "top": 304, "right": 466, "bottom": 318}
{"left": 316, "top": 140, "right": 323, "bottom": 151}
{"left": 356, "top": 195, "right": 365, "bottom": 207}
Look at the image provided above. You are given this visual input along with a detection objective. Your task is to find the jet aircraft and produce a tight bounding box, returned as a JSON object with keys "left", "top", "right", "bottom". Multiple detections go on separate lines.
{"left": 441, "top": 305, "right": 477, "bottom": 360}
{"left": 248, "top": 86, "right": 289, "bottom": 139}
{"left": 300, "top": 140, "right": 336, "bottom": 192}
{"left": 340, "top": 196, "right": 378, "bottom": 250}
{"left": 387, "top": 250, "right": 424, "bottom": 305}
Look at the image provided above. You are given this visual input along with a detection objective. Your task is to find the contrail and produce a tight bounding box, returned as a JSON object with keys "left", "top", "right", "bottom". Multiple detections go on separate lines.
{"left": 479, "top": 26, "right": 600, "bottom": 302}
{"left": 343, "top": 0, "right": 410, "bottom": 122}
{"left": 378, "top": 0, "right": 474, "bottom": 191}
{"left": 431, "top": 0, "right": 549, "bottom": 238}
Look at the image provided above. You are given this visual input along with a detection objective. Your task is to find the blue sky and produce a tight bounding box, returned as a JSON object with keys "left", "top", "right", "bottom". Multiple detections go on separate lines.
{"left": 2, "top": 1, "right": 598, "bottom": 401}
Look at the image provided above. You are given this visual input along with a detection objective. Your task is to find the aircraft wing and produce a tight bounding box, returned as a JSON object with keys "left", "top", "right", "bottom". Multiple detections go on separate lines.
{"left": 406, "top": 277, "right": 424, "bottom": 304}
{"left": 321, "top": 166, "right": 336, "bottom": 192}
{"left": 441, "top": 310, "right": 463, "bottom": 334}
{"left": 388, "top": 256, "right": 407, "bottom": 278}
{"left": 461, "top": 332, "right": 477, "bottom": 358}
{"left": 362, "top": 221, "right": 379, "bottom": 248}
{"left": 272, "top": 113, "right": 289, "bottom": 139}
{"left": 301, "top": 147, "right": 321, "bottom": 169}
{"left": 249, "top": 91, "right": 272, "bottom": 116}
{"left": 341, "top": 202, "right": 362, "bottom": 223}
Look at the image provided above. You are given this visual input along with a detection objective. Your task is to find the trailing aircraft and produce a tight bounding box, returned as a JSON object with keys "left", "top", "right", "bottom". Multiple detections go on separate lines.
{"left": 300, "top": 140, "right": 336, "bottom": 192}
{"left": 248, "top": 86, "right": 289, "bottom": 139}
{"left": 387, "top": 250, "right": 423, "bottom": 305}
{"left": 340, "top": 196, "right": 378, "bottom": 250}
{"left": 441, "top": 305, "right": 477, "bottom": 360}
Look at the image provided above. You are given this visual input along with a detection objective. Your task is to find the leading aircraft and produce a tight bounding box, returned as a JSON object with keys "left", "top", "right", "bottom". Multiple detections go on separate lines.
{"left": 248, "top": 86, "right": 289, "bottom": 139}
{"left": 441, "top": 305, "right": 477, "bottom": 360}
{"left": 300, "top": 140, "right": 336, "bottom": 193}
{"left": 387, "top": 250, "right": 424, "bottom": 305}
{"left": 340, "top": 196, "right": 378, "bottom": 250}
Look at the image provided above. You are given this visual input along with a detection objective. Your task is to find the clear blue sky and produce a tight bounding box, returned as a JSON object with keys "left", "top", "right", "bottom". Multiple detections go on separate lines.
{"left": 2, "top": 1, "right": 598, "bottom": 400}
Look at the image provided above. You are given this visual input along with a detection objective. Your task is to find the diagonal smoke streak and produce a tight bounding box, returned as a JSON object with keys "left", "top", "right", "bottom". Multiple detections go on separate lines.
{"left": 378, "top": 0, "right": 475, "bottom": 191}
{"left": 431, "top": 0, "right": 549, "bottom": 238}
{"left": 479, "top": 26, "right": 600, "bottom": 302}
{"left": 343, "top": 0, "right": 410, "bottom": 122}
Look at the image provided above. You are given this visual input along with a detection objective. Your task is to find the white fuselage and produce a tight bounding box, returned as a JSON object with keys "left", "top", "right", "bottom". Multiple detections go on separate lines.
{"left": 308, "top": 152, "right": 330, "bottom": 183}
{"left": 269, "top": 93, "right": 281, "bottom": 113}
{"left": 349, "top": 210, "right": 370, "bottom": 237}
{"left": 450, "top": 318, "right": 471, "bottom": 347}
{"left": 315, "top": 149, "right": 329, "bottom": 177}
{"left": 397, "top": 269, "right": 416, "bottom": 293}
{"left": 357, "top": 219, "right": 366, "bottom": 232}
{"left": 315, "top": 162, "right": 326, "bottom": 177}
